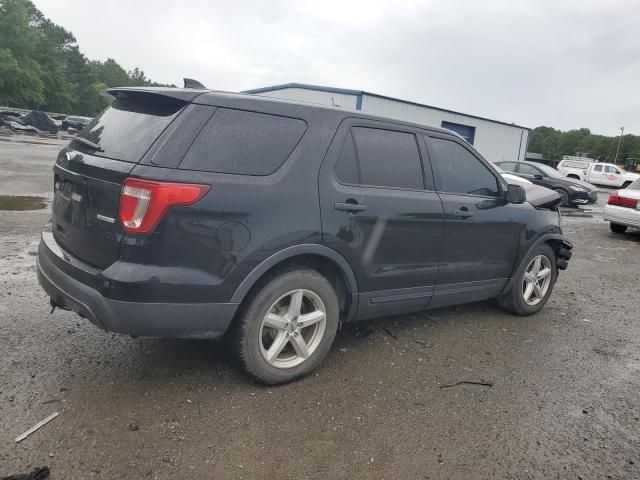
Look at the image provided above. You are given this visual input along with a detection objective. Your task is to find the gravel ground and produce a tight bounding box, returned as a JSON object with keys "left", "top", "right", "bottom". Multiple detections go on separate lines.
{"left": 1, "top": 139, "right": 639, "bottom": 479}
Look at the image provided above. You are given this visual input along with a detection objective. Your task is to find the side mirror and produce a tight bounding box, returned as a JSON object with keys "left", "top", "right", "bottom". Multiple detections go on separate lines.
{"left": 507, "top": 184, "right": 526, "bottom": 204}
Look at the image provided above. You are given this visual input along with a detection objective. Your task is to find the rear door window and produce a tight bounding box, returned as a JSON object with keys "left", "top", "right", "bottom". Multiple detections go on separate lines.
{"left": 594, "top": 164, "right": 603, "bottom": 172}
{"left": 428, "top": 137, "right": 500, "bottom": 197}
{"left": 518, "top": 163, "right": 542, "bottom": 176}
{"left": 498, "top": 162, "right": 517, "bottom": 172}
{"left": 73, "top": 92, "right": 187, "bottom": 163}
{"left": 350, "top": 127, "right": 424, "bottom": 190}
{"left": 179, "top": 108, "right": 307, "bottom": 175}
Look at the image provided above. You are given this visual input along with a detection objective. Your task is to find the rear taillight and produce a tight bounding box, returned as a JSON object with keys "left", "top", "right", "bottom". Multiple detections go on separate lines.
{"left": 119, "top": 178, "right": 210, "bottom": 234}
{"left": 607, "top": 192, "right": 638, "bottom": 209}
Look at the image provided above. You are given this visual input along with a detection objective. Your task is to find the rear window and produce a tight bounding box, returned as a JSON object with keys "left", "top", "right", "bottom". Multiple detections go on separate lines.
{"left": 73, "top": 92, "right": 186, "bottom": 163}
{"left": 179, "top": 108, "right": 307, "bottom": 175}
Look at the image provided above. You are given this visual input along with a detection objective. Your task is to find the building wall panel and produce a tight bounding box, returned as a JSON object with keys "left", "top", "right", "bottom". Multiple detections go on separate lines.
{"left": 361, "top": 95, "right": 528, "bottom": 163}
{"left": 252, "top": 88, "right": 358, "bottom": 110}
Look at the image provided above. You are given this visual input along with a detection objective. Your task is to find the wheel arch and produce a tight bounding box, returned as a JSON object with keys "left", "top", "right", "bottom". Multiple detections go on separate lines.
{"left": 230, "top": 244, "right": 359, "bottom": 321}
{"left": 499, "top": 233, "right": 572, "bottom": 296}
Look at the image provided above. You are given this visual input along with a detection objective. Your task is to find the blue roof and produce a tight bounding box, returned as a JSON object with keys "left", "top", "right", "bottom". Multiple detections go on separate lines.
{"left": 242, "top": 82, "right": 530, "bottom": 130}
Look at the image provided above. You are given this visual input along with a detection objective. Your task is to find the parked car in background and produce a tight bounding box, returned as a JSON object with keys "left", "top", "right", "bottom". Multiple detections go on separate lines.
{"left": 603, "top": 179, "right": 640, "bottom": 233}
{"left": 557, "top": 159, "right": 640, "bottom": 188}
{"left": 37, "top": 86, "right": 573, "bottom": 384}
{"left": 495, "top": 161, "right": 598, "bottom": 206}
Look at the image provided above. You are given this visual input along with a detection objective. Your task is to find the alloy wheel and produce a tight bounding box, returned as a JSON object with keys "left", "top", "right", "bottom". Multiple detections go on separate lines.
{"left": 259, "top": 289, "right": 327, "bottom": 369}
{"left": 522, "top": 255, "right": 552, "bottom": 306}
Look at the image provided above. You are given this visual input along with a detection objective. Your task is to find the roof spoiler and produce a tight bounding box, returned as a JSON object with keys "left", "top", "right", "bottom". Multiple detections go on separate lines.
{"left": 183, "top": 78, "right": 207, "bottom": 89}
{"left": 105, "top": 87, "right": 206, "bottom": 102}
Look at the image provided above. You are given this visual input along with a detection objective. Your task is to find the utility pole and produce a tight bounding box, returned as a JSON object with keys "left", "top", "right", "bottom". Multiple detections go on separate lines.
{"left": 614, "top": 126, "right": 624, "bottom": 163}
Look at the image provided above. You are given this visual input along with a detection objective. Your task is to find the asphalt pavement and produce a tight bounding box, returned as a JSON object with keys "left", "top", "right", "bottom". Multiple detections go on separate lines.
{"left": 1, "top": 138, "right": 639, "bottom": 479}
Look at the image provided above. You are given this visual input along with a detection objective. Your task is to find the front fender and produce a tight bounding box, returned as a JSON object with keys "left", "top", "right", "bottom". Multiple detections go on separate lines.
{"left": 500, "top": 232, "right": 573, "bottom": 296}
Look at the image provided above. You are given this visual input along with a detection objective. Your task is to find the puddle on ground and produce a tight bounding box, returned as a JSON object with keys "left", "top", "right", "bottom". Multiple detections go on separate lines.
{"left": 0, "top": 195, "right": 47, "bottom": 211}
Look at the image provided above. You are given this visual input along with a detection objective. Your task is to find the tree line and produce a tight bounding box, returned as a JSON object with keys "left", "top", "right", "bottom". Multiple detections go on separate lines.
{"left": 0, "top": 0, "right": 173, "bottom": 116}
{"left": 1, "top": 0, "right": 637, "bottom": 157}
{"left": 528, "top": 127, "right": 639, "bottom": 162}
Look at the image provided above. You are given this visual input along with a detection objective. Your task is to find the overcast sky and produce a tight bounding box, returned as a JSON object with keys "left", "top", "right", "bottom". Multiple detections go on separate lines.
{"left": 34, "top": 0, "right": 640, "bottom": 135}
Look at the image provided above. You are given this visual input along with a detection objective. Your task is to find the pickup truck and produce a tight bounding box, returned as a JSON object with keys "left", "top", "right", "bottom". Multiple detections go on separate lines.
{"left": 557, "top": 160, "right": 640, "bottom": 188}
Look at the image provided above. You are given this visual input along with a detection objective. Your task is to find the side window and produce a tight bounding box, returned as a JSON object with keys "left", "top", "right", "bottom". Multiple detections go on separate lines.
{"left": 518, "top": 164, "right": 542, "bottom": 176}
{"left": 594, "top": 164, "right": 603, "bottom": 172}
{"left": 428, "top": 137, "right": 500, "bottom": 197}
{"left": 498, "top": 162, "right": 517, "bottom": 172}
{"left": 605, "top": 166, "right": 620, "bottom": 174}
{"left": 179, "top": 108, "right": 307, "bottom": 175}
{"left": 335, "top": 132, "right": 359, "bottom": 184}
{"left": 351, "top": 127, "right": 424, "bottom": 190}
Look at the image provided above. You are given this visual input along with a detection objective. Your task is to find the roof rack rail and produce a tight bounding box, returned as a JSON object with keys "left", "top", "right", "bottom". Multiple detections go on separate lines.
{"left": 183, "top": 78, "right": 207, "bottom": 89}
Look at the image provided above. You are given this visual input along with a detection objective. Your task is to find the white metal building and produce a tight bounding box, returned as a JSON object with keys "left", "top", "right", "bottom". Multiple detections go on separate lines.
{"left": 243, "top": 83, "right": 530, "bottom": 164}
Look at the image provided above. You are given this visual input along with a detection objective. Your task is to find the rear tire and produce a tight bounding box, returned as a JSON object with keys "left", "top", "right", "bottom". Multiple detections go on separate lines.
{"left": 554, "top": 188, "right": 570, "bottom": 207}
{"left": 231, "top": 267, "right": 339, "bottom": 385}
{"left": 498, "top": 244, "right": 557, "bottom": 316}
{"left": 610, "top": 223, "right": 628, "bottom": 234}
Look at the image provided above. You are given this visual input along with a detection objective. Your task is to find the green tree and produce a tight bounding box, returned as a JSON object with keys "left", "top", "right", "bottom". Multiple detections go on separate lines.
{"left": 90, "top": 59, "right": 130, "bottom": 88}
{"left": 0, "top": 0, "right": 172, "bottom": 115}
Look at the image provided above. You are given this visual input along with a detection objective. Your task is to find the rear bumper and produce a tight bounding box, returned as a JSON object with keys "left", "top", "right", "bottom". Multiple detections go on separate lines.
{"left": 37, "top": 229, "right": 239, "bottom": 338}
{"left": 603, "top": 204, "right": 640, "bottom": 229}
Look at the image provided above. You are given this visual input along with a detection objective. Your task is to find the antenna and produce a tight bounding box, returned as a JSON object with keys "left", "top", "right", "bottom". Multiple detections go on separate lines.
{"left": 183, "top": 78, "right": 207, "bottom": 89}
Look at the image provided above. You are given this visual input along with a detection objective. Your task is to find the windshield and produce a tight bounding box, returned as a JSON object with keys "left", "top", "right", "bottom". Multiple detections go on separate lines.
{"left": 533, "top": 163, "right": 563, "bottom": 178}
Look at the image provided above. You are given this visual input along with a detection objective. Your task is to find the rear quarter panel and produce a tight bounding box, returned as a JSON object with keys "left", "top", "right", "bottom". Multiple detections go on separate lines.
{"left": 115, "top": 105, "right": 344, "bottom": 304}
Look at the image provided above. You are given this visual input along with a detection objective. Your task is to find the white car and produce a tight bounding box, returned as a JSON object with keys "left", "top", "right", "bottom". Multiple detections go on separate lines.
{"left": 603, "top": 179, "right": 640, "bottom": 233}
{"left": 557, "top": 159, "right": 640, "bottom": 188}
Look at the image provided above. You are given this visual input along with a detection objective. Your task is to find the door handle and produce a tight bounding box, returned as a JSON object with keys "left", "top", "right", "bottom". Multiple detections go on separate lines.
{"left": 452, "top": 208, "right": 473, "bottom": 218}
{"left": 334, "top": 201, "right": 367, "bottom": 213}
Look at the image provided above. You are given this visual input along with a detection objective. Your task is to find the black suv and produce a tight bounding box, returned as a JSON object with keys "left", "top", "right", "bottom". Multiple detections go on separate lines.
{"left": 37, "top": 87, "right": 572, "bottom": 384}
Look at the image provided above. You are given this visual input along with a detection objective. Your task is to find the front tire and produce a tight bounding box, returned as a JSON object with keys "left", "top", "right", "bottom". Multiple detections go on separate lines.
{"left": 498, "top": 244, "right": 558, "bottom": 316}
{"left": 610, "top": 223, "right": 628, "bottom": 234}
{"left": 232, "top": 267, "right": 339, "bottom": 385}
{"left": 554, "top": 188, "right": 569, "bottom": 207}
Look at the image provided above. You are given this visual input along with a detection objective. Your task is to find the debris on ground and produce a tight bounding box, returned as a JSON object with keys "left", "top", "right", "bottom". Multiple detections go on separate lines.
{"left": 439, "top": 380, "right": 494, "bottom": 388}
{"left": 21, "top": 111, "right": 60, "bottom": 133}
{"left": 14, "top": 412, "right": 60, "bottom": 443}
{"left": 353, "top": 328, "right": 375, "bottom": 338}
{"left": 0, "top": 466, "right": 50, "bottom": 480}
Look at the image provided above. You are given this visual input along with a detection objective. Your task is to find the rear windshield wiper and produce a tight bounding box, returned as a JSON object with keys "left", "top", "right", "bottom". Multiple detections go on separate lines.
{"left": 72, "top": 137, "right": 104, "bottom": 152}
